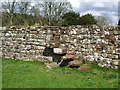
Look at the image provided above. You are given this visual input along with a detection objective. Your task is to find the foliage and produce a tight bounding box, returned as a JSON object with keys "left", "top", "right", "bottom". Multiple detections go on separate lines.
{"left": 2, "top": 1, "right": 40, "bottom": 26}
{"left": 2, "top": 12, "right": 38, "bottom": 26}
{"left": 2, "top": 58, "right": 119, "bottom": 88}
{"left": 79, "top": 14, "right": 97, "bottom": 25}
{"left": 2, "top": 0, "right": 72, "bottom": 26}
{"left": 40, "top": 0, "right": 72, "bottom": 26}
{"left": 61, "top": 12, "right": 80, "bottom": 26}
{"left": 1, "top": 1, "right": 116, "bottom": 26}
{"left": 61, "top": 12, "right": 97, "bottom": 26}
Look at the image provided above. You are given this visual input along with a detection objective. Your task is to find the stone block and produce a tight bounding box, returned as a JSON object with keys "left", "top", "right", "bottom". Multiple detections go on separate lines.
{"left": 112, "top": 60, "right": 120, "bottom": 66}
{"left": 29, "top": 31, "right": 36, "bottom": 34}
{"left": 36, "top": 55, "right": 53, "bottom": 62}
{"left": 46, "top": 35, "right": 52, "bottom": 42}
{"left": 45, "top": 62, "right": 58, "bottom": 69}
{"left": 62, "top": 54, "right": 76, "bottom": 60}
{"left": 37, "top": 46, "right": 45, "bottom": 50}
{"left": 53, "top": 48, "right": 67, "bottom": 54}
{"left": 116, "top": 48, "right": 120, "bottom": 54}
{"left": 68, "top": 60, "right": 83, "bottom": 67}
{"left": 114, "top": 66, "right": 119, "bottom": 69}
{"left": 111, "top": 55, "right": 119, "bottom": 59}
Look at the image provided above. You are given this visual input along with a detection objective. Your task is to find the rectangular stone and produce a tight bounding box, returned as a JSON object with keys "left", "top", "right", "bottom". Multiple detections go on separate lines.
{"left": 112, "top": 60, "right": 120, "bottom": 65}
{"left": 53, "top": 48, "right": 66, "bottom": 54}
{"left": 37, "top": 56, "right": 53, "bottom": 62}
{"left": 62, "top": 54, "right": 76, "bottom": 60}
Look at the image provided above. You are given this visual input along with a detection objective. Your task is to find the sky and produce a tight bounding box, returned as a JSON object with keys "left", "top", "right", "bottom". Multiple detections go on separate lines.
{"left": 68, "top": 0, "right": 119, "bottom": 25}
{"left": 1, "top": 0, "right": 119, "bottom": 25}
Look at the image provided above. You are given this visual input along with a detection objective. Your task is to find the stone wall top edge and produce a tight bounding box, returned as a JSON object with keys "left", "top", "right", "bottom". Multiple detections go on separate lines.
{"left": 1, "top": 25, "right": 119, "bottom": 31}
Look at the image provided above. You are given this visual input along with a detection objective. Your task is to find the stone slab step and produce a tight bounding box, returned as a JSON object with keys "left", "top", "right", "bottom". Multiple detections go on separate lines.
{"left": 68, "top": 60, "right": 83, "bottom": 67}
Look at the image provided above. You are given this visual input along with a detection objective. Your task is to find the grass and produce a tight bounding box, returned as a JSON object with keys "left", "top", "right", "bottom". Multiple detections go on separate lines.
{"left": 2, "top": 58, "right": 119, "bottom": 88}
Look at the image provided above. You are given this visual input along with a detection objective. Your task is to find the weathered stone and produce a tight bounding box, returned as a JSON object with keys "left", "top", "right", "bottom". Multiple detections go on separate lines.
{"left": 29, "top": 31, "right": 38, "bottom": 34}
{"left": 101, "top": 53, "right": 108, "bottom": 58}
{"left": 111, "top": 55, "right": 119, "bottom": 59}
{"left": 62, "top": 54, "right": 76, "bottom": 60}
{"left": 46, "top": 35, "right": 52, "bottom": 42}
{"left": 112, "top": 60, "right": 120, "bottom": 65}
{"left": 37, "top": 56, "right": 53, "bottom": 62}
{"left": 114, "top": 66, "right": 119, "bottom": 69}
{"left": 85, "top": 55, "right": 94, "bottom": 62}
{"left": 10, "top": 26, "right": 16, "bottom": 29}
{"left": 45, "top": 62, "right": 59, "bottom": 69}
{"left": 53, "top": 48, "right": 67, "bottom": 54}
{"left": 78, "top": 66, "right": 90, "bottom": 71}
{"left": 68, "top": 60, "right": 83, "bottom": 67}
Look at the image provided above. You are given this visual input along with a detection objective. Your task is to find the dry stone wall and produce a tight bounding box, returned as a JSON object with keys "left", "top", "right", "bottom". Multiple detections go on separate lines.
{"left": 1, "top": 25, "right": 120, "bottom": 69}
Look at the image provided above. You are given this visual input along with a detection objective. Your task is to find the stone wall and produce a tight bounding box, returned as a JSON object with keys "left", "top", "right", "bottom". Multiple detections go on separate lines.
{"left": 1, "top": 25, "right": 120, "bottom": 69}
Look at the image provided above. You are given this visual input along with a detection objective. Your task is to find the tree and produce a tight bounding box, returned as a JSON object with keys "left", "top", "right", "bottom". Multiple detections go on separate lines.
{"left": 30, "top": 3, "right": 45, "bottom": 25}
{"left": 2, "top": 0, "right": 72, "bottom": 26}
{"left": 79, "top": 14, "right": 97, "bottom": 25}
{"left": 61, "top": 12, "right": 80, "bottom": 26}
{"left": 95, "top": 15, "right": 111, "bottom": 26}
{"left": 2, "top": 1, "right": 41, "bottom": 26}
{"left": 39, "top": 0, "right": 72, "bottom": 26}
{"left": 2, "top": 0, "right": 17, "bottom": 26}
{"left": 18, "top": 2, "right": 32, "bottom": 25}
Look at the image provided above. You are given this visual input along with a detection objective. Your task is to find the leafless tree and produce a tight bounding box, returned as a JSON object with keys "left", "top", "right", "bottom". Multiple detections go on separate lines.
{"left": 95, "top": 15, "right": 112, "bottom": 26}
{"left": 39, "top": 0, "right": 72, "bottom": 26}
{"left": 2, "top": 0, "right": 72, "bottom": 26}
{"left": 18, "top": 2, "right": 31, "bottom": 25}
{"left": 2, "top": 0, "right": 17, "bottom": 26}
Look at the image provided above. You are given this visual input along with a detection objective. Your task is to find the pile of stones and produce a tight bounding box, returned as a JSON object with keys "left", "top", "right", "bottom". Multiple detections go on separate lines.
{"left": 52, "top": 48, "right": 90, "bottom": 71}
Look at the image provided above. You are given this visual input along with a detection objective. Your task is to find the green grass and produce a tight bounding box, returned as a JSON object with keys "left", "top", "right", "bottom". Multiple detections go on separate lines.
{"left": 2, "top": 58, "right": 119, "bottom": 88}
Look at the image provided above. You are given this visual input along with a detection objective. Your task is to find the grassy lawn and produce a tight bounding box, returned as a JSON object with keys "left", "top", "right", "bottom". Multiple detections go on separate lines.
{"left": 2, "top": 58, "right": 119, "bottom": 88}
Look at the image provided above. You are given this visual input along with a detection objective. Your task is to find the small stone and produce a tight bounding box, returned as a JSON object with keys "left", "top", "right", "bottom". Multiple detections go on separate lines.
{"left": 53, "top": 48, "right": 66, "bottom": 54}
{"left": 45, "top": 62, "right": 59, "bottom": 69}
{"left": 30, "top": 31, "right": 38, "bottom": 34}
{"left": 10, "top": 26, "right": 16, "bottom": 29}
{"left": 114, "top": 66, "right": 119, "bottom": 69}
{"left": 78, "top": 66, "right": 90, "bottom": 71}
{"left": 68, "top": 60, "right": 83, "bottom": 67}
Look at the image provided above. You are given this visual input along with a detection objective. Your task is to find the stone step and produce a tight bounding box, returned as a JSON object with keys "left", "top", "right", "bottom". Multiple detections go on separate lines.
{"left": 68, "top": 60, "right": 83, "bottom": 67}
